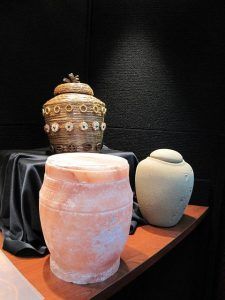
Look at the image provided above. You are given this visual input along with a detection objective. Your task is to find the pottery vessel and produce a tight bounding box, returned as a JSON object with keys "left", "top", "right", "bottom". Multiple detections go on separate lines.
{"left": 135, "top": 149, "right": 194, "bottom": 227}
{"left": 42, "top": 73, "right": 107, "bottom": 153}
{"left": 39, "top": 153, "right": 133, "bottom": 284}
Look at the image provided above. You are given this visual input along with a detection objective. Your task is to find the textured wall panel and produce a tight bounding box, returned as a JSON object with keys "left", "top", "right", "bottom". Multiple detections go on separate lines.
{"left": 0, "top": 125, "right": 48, "bottom": 149}
{"left": 104, "top": 127, "right": 220, "bottom": 180}
{"left": 89, "top": 0, "right": 225, "bottom": 133}
{"left": 0, "top": 0, "right": 89, "bottom": 143}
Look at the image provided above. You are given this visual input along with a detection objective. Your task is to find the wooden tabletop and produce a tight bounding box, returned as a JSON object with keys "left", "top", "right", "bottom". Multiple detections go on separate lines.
{"left": 0, "top": 205, "right": 208, "bottom": 300}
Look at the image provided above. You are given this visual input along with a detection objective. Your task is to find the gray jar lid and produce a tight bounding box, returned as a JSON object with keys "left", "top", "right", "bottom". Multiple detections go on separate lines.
{"left": 150, "top": 149, "right": 183, "bottom": 163}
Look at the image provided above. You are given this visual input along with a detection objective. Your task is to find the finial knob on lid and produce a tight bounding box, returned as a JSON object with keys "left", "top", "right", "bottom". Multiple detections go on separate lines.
{"left": 63, "top": 73, "right": 80, "bottom": 83}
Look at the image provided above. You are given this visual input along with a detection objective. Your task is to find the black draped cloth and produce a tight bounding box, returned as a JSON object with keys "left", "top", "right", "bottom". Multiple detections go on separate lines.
{"left": 0, "top": 146, "right": 146, "bottom": 257}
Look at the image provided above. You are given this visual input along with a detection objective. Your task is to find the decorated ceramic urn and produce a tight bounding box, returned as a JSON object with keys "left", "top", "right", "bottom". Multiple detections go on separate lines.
{"left": 42, "top": 73, "right": 107, "bottom": 153}
{"left": 135, "top": 149, "right": 194, "bottom": 227}
{"left": 39, "top": 153, "right": 133, "bottom": 284}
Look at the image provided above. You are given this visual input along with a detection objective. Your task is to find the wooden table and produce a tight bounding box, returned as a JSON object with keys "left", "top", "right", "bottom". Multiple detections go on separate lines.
{"left": 0, "top": 205, "right": 208, "bottom": 300}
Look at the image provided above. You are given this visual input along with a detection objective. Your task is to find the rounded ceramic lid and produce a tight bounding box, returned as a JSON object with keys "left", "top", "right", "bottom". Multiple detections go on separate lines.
{"left": 53, "top": 73, "right": 94, "bottom": 96}
{"left": 46, "top": 153, "right": 129, "bottom": 183}
{"left": 150, "top": 149, "right": 183, "bottom": 163}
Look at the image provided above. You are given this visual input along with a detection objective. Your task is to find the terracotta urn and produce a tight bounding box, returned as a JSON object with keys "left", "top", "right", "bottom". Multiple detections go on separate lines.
{"left": 39, "top": 153, "right": 133, "bottom": 284}
{"left": 42, "top": 73, "right": 107, "bottom": 153}
{"left": 135, "top": 149, "right": 194, "bottom": 227}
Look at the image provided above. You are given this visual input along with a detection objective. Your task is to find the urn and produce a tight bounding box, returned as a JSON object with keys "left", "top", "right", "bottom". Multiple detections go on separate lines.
{"left": 42, "top": 73, "right": 107, "bottom": 153}
{"left": 39, "top": 153, "right": 133, "bottom": 284}
{"left": 135, "top": 149, "right": 194, "bottom": 227}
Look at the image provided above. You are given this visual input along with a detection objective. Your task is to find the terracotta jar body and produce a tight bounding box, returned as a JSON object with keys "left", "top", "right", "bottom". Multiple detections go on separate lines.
{"left": 135, "top": 149, "right": 194, "bottom": 227}
{"left": 42, "top": 74, "right": 107, "bottom": 153}
{"left": 39, "top": 153, "right": 133, "bottom": 284}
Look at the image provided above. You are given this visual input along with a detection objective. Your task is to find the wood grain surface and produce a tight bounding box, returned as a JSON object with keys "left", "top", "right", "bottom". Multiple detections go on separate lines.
{"left": 0, "top": 205, "right": 208, "bottom": 300}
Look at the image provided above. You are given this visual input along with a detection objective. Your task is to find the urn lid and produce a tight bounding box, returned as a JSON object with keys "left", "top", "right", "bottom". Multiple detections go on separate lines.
{"left": 150, "top": 149, "right": 183, "bottom": 163}
{"left": 54, "top": 73, "right": 94, "bottom": 96}
{"left": 46, "top": 153, "right": 129, "bottom": 183}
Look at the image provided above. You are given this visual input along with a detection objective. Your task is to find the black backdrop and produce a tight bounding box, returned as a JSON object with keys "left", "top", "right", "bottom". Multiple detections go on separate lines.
{"left": 0, "top": 1, "right": 225, "bottom": 299}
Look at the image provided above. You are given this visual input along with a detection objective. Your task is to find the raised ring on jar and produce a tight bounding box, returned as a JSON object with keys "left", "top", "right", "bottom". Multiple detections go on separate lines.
{"left": 101, "top": 122, "right": 106, "bottom": 131}
{"left": 51, "top": 122, "right": 60, "bottom": 132}
{"left": 65, "top": 104, "right": 73, "bottom": 112}
{"left": 45, "top": 107, "right": 50, "bottom": 114}
{"left": 65, "top": 122, "right": 74, "bottom": 132}
{"left": 102, "top": 107, "right": 107, "bottom": 114}
{"left": 79, "top": 121, "right": 88, "bottom": 131}
{"left": 54, "top": 105, "right": 61, "bottom": 113}
{"left": 79, "top": 104, "right": 88, "bottom": 113}
{"left": 44, "top": 124, "right": 50, "bottom": 133}
{"left": 92, "top": 121, "right": 100, "bottom": 131}
{"left": 93, "top": 105, "right": 99, "bottom": 114}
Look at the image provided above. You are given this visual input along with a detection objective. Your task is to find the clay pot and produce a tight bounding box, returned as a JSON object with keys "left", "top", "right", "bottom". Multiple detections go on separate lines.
{"left": 135, "top": 149, "right": 194, "bottom": 227}
{"left": 42, "top": 73, "right": 107, "bottom": 153}
{"left": 39, "top": 153, "right": 133, "bottom": 284}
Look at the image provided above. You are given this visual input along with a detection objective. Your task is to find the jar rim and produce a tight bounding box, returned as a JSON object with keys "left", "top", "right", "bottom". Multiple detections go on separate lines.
{"left": 45, "top": 153, "right": 130, "bottom": 184}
